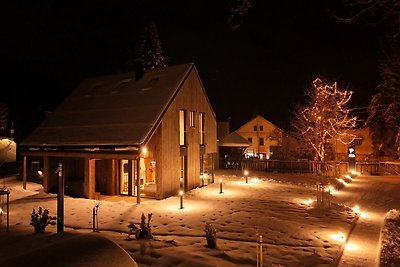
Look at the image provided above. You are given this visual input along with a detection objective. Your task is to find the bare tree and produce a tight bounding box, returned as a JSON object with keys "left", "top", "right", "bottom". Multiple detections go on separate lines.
{"left": 336, "top": 0, "right": 400, "bottom": 40}
{"left": 293, "top": 78, "right": 357, "bottom": 161}
{"left": 227, "top": 0, "right": 252, "bottom": 30}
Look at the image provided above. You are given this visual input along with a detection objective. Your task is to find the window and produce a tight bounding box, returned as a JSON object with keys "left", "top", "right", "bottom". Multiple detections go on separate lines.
{"left": 248, "top": 137, "right": 253, "bottom": 144}
{"left": 179, "top": 110, "right": 187, "bottom": 146}
{"left": 189, "top": 111, "right": 196, "bottom": 128}
{"left": 353, "top": 139, "right": 363, "bottom": 146}
{"left": 259, "top": 125, "right": 264, "bottom": 131}
{"left": 199, "top": 112, "right": 205, "bottom": 145}
{"left": 259, "top": 138, "right": 264, "bottom": 146}
{"left": 253, "top": 125, "right": 257, "bottom": 131}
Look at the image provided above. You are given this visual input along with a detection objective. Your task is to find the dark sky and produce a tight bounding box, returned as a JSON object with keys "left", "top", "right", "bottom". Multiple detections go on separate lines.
{"left": 0, "top": 0, "right": 382, "bottom": 137}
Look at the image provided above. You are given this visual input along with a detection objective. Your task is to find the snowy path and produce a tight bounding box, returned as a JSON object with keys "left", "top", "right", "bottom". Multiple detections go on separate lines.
{"left": 334, "top": 174, "right": 400, "bottom": 267}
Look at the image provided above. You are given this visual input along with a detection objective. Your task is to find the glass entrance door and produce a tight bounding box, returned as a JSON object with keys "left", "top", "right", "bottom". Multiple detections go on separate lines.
{"left": 120, "top": 159, "right": 138, "bottom": 196}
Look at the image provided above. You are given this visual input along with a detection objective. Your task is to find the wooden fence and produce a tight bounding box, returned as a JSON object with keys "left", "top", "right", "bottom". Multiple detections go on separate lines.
{"left": 237, "top": 159, "right": 400, "bottom": 177}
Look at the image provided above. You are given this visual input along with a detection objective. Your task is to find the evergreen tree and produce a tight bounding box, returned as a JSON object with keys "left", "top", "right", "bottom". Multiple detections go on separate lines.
{"left": 367, "top": 48, "right": 400, "bottom": 159}
{"left": 0, "top": 101, "right": 8, "bottom": 132}
{"left": 134, "top": 20, "right": 166, "bottom": 80}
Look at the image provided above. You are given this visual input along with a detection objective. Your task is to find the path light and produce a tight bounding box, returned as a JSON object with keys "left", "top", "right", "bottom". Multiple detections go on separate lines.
{"left": 352, "top": 205, "right": 361, "bottom": 214}
{"left": 219, "top": 179, "right": 223, "bottom": 194}
{"left": 179, "top": 190, "right": 184, "bottom": 209}
{"left": 301, "top": 198, "right": 314, "bottom": 205}
{"left": 244, "top": 170, "right": 249, "bottom": 183}
{"left": 345, "top": 242, "right": 359, "bottom": 251}
{"left": 330, "top": 232, "right": 345, "bottom": 242}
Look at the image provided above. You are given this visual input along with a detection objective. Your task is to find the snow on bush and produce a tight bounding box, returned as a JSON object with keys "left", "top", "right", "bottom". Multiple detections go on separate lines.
{"left": 380, "top": 209, "right": 400, "bottom": 267}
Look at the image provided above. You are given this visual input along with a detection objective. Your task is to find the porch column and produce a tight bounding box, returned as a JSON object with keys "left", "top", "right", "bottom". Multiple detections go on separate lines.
{"left": 23, "top": 156, "right": 27, "bottom": 190}
{"left": 43, "top": 156, "right": 50, "bottom": 192}
{"left": 84, "top": 159, "right": 96, "bottom": 199}
{"left": 136, "top": 159, "right": 141, "bottom": 204}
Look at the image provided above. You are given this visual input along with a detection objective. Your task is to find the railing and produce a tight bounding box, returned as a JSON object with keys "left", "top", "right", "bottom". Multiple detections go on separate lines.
{"left": 235, "top": 159, "right": 400, "bottom": 177}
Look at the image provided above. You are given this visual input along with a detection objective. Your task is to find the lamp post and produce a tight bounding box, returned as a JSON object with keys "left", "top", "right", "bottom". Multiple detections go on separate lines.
{"left": 179, "top": 190, "right": 184, "bottom": 209}
{"left": 244, "top": 170, "right": 249, "bottom": 184}
{"left": 219, "top": 179, "right": 223, "bottom": 194}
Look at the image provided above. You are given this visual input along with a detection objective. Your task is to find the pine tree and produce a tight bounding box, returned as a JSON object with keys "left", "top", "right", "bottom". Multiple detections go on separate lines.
{"left": 367, "top": 48, "right": 400, "bottom": 159}
{"left": 134, "top": 20, "right": 166, "bottom": 80}
{"left": 0, "top": 101, "right": 8, "bottom": 131}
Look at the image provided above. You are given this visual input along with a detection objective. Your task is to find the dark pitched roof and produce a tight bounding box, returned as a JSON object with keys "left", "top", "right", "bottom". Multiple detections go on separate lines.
{"left": 21, "top": 63, "right": 195, "bottom": 147}
{"left": 219, "top": 132, "right": 250, "bottom": 147}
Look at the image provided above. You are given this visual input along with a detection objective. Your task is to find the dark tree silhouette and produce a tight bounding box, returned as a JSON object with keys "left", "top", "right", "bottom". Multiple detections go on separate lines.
{"left": 134, "top": 20, "right": 166, "bottom": 80}
{"left": 0, "top": 101, "right": 8, "bottom": 131}
{"left": 367, "top": 48, "right": 400, "bottom": 158}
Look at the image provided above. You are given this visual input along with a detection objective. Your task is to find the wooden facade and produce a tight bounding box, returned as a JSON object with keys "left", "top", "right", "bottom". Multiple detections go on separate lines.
{"left": 20, "top": 63, "right": 217, "bottom": 201}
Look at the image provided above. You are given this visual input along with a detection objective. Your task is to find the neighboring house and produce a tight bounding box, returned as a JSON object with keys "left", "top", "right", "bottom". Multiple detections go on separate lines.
{"left": 334, "top": 127, "right": 374, "bottom": 161}
{"left": 218, "top": 132, "right": 249, "bottom": 169}
{"left": 19, "top": 63, "right": 217, "bottom": 201}
{"left": 235, "top": 115, "right": 283, "bottom": 159}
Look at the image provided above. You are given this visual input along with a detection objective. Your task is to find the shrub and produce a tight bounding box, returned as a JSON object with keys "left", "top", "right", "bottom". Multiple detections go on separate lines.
{"left": 204, "top": 222, "right": 217, "bottom": 248}
{"left": 30, "top": 207, "right": 56, "bottom": 234}
{"left": 128, "top": 213, "right": 153, "bottom": 239}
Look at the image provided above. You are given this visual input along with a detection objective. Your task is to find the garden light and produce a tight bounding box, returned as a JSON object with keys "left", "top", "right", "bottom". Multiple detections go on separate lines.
{"left": 179, "top": 190, "right": 184, "bottom": 209}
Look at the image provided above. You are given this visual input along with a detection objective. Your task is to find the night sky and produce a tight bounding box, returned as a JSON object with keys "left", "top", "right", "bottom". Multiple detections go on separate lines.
{"left": 1, "top": 1, "right": 382, "bottom": 138}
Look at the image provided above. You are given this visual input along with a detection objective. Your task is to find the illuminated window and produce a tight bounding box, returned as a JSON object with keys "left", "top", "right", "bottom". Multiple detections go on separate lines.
{"left": 199, "top": 112, "right": 205, "bottom": 145}
{"left": 248, "top": 137, "right": 252, "bottom": 144}
{"left": 189, "top": 111, "right": 196, "bottom": 128}
{"left": 259, "top": 125, "right": 264, "bottom": 131}
{"left": 179, "top": 110, "right": 187, "bottom": 146}
{"left": 253, "top": 125, "right": 257, "bottom": 131}
{"left": 259, "top": 138, "right": 264, "bottom": 146}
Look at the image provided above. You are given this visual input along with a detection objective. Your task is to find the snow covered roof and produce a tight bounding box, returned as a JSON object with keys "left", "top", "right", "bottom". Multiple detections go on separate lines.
{"left": 219, "top": 132, "right": 250, "bottom": 147}
{"left": 21, "top": 63, "right": 195, "bottom": 147}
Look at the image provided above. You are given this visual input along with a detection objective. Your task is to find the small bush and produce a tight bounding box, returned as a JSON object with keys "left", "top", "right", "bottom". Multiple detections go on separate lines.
{"left": 128, "top": 213, "right": 153, "bottom": 240}
{"left": 30, "top": 207, "right": 56, "bottom": 234}
{"left": 335, "top": 181, "right": 345, "bottom": 191}
{"left": 204, "top": 222, "right": 217, "bottom": 248}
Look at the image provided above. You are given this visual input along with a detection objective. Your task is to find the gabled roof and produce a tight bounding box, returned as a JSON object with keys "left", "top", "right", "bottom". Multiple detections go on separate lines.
{"left": 219, "top": 132, "right": 250, "bottom": 147}
{"left": 21, "top": 63, "right": 196, "bottom": 147}
{"left": 236, "top": 115, "right": 282, "bottom": 133}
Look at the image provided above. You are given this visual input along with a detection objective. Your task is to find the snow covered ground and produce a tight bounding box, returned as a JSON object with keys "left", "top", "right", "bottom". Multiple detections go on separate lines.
{"left": 0, "top": 170, "right": 398, "bottom": 266}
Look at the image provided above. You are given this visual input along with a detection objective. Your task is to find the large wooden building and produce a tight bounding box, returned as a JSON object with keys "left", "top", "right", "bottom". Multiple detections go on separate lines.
{"left": 20, "top": 63, "right": 217, "bottom": 201}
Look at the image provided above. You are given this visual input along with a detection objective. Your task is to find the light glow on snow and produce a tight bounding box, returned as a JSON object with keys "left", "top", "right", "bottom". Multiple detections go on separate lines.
{"left": 330, "top": 232, "right": 346, "bottom": 242}
{"left": 345, "top": 242, "right": 359, "bottom": 251}
{"left": 301, "top": 198, "right": 314, "bottom": 205}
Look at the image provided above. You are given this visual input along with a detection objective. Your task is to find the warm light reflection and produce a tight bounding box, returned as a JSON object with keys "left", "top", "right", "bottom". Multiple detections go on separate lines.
{"left": 301, "top": 198, "right": 314, "bottom": 205}
{"left": 360, "top": 212, "right": 369, "bottom": 219}
{"left": 141, "top": 147, "right": 148, "bottom": 155}
{"left": 344, "top": 174, "right": 353, "bottom": 180}
{"left": 350, "top": 171, "right": 360, "bottom": 176}
{"left": 329, "top": 185, "right": 337, "bottom": 195}
{"left": 336, "top": 178, "right": 347, "bottom": 185}
{"left": 330, "top": 232, "right": 345, "bottom": 242}
{"left": 345, "top": 242, "right": 359, "bottom": 251}
{"left": 250, "top": 177, "right": 261, "bottom": 183}
{"left": 37, "top": 170, "right": 43, "bottom": 176}
{"left": 352, "top": 205, "right": 360, "bottom": 214}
